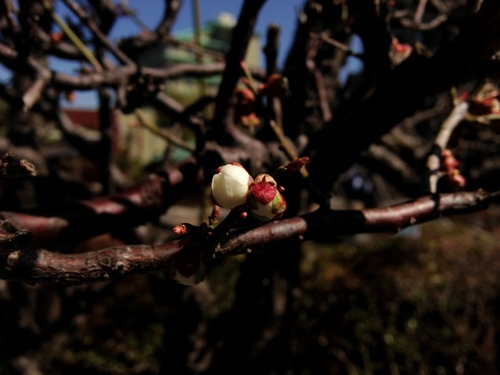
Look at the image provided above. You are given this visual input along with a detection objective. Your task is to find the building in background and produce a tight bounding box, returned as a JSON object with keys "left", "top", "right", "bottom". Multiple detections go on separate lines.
{"left": 117, "top": 13, "right": 261, "bottom": 169}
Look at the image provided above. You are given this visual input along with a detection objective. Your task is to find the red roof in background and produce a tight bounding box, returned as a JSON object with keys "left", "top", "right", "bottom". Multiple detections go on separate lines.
{"left": 63, "top": 109, "right": 117, "bottom": 130}
{"left": 63, "top": 109, "right": 119, "bottom": 154}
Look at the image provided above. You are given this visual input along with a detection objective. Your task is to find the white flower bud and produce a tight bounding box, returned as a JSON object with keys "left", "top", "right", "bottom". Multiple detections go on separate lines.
{"left": 211, "top": 163, "right": 254, "bottom": 209}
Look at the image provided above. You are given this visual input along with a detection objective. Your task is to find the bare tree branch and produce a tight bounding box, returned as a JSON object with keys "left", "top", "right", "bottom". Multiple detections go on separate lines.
{"left": 0, "top": 158, "right": 200, "bottom": 245}
{"left": 309, "top": 0, "right": 500, "bottom": 190}
{"left": 0, "top": 190, "right": 496, "bottom": 284}
{"left": 0, "top": 242, "right": 182, "bottom": 283}
{"left": 216, "top": 189, "right": 499, "bottom": 256}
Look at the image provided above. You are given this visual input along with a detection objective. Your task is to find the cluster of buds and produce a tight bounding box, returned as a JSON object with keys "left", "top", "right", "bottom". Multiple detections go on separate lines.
{"left": 257, "top": 74, "right": 289, "bottom": 98}
{"left": 234, "top": 68, "right": 289, "bottom": 129}
{"left": 441, "top": 149, "right": 466, "bottom": 187}
{"left": 50, "top": 32, "right": 65, "bottom": 43}
{"left": 466, "top": 83, "right": 500, "bottom": 132}
{"left": 389, "top": 37, "right": 412, "bottom": 66}
{"left": 234, "top": 88, "right": 260, "bottom": 128}
{"left": 211, "top": 163, "right": 287, "bottom": 221}
{"left": 467, "top": 84, "right": 500, "bottom": 115}
{"left": 65, "top": 90, "right": 76, "bottom": 103}
{"left": 169, "top": 162, "right": 300, "bottom": 286}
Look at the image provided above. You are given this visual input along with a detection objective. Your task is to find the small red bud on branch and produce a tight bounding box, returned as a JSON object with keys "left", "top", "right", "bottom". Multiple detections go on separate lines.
{"left": 172, "top": 224, "right": 188, "bottom": 236}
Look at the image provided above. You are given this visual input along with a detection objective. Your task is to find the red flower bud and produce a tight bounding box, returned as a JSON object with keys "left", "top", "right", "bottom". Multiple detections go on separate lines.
{"left": 447, "top": 169, "right": 466, "bottom": 187}
{"left": 50, "top": 32, "right": 64, "bottom": 43}
{"left": 236, "top": 88, "right": 256, "bottom": 104}
{"left": 258, "top": 74, "right": 289, "bottom": 98}
{"left": 65, "top": 91, "right": 76, "bottom": 103}
{"left": 286, "top": 157, "right": 309, "bottom": 173}
{"left": 172, "top": 224, "right": 187, "bottom": 236}
{"left": 246, "top": 174, "right": 287, "bottom": 221}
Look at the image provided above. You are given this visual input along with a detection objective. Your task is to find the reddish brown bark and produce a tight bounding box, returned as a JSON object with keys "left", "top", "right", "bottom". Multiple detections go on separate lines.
{"left": 0, "top": 190, "right": 496, "bottom": 284}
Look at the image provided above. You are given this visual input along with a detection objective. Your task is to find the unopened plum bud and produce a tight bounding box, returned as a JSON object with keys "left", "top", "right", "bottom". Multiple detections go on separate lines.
{"left": 246, "top": 174, "right": 287, "bottom": 221}
{"left": 258, "top": 74, "right": 289, "bottom": 98}
{"left": 168, "top": 249, "right": 207, "bottom": 286}
{"left": 447, "top": 169, "right": 466, "bottom": 187}
{"left": 211, "top": 163, "right": 254, "bottom": 209}
{"left": 172, "top": 224, "right": 187, "bottom": 236}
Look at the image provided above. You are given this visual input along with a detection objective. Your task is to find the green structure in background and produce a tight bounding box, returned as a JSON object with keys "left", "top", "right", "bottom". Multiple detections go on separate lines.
{"left": 118, "top": 13, "right": 261, "bottom": 168}
{"left": 140, "top": 12, "right": 260, "bottom": 104}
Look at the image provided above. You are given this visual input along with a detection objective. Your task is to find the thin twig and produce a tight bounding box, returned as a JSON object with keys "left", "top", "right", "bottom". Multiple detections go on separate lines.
{"left": 309, "top": 32, "right": 364, "bottom": 59}
{"left": 426, "top": 100, "right": 468, "bottom": 193}
{"left": 22, "top": 76, "right": 50, "bottom": 112}
{"left": 414, "top": 0, "right": 428, "bottom": 25}
{"left": 62, "top": 0, "right": 134, "bottom": 66}
{"left": 134, "top": 108, "right": 196, "bottom": 152}
{"left": 50, "top": 10, "right": 104, "bottom": 72}
{"left": 0, "top": 0, "right": 20, "bottom": 35}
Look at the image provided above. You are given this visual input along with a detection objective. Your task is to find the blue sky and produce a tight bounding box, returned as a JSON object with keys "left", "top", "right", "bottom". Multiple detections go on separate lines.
{"left": 1, "top": 1, "right": 367, "bottom": 109}
{"left": 121, "top": 0, "right": 304, "bottom": 65}
{"left": 0, "top": 0, "right": 305, "bottom": 108}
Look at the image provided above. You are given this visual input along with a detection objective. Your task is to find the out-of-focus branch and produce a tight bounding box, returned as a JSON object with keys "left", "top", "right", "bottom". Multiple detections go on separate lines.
{"left": 134, "top": 108, "right": 195, "bottom": 152}
{"left": 0, "top": 158, "right": 201, "bottom": 245}
{"left": 212, "top": 0, "right": 267, "bottom": 133}
{"left": 49, "top": 8, "right": 104, "bottom": 72}
{"left": 363, "top": 143, "right": 421, "bottom": 195}
{"left": 53, "top": 109, "right": 101, "bottom": 158}
{"left": 263, "top": 24, "right": 280, "bottom": 77}
{"left": 21, "top": 76, "right": 50, "bottom": 112}
{"left": 309, "top": 32, "right": 364, "bottom": 58}
{"left": 0, "top": 0, "right": 20, "bottom": 36}
{"left": 117, "top": 0, "right": 182, "bottom": 56}
{"left": 309, "top": 0, "right": 500, "bottom": 191}
{"left": 0, "top": 153, "right": 36, "bottom": 178}
{"left": 151, "top": 91, "right": 207, "bottom": 151}
{"left": 0, "top": 42, "right": 224, "bottom": 90}
{"left": 62, "top": 0, "right": 134, "bottom": 67}
{"left": 156, "top": 0, "right": 182, "bottom": 36}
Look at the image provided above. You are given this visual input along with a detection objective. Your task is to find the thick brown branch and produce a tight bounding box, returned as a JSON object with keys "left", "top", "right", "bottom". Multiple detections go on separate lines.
{"left": 0, "top": 242, "right": 182, "bottom": 284}
{"left": 117, "top": 0, "right": 182, "bottom": 55}
{"left": 0, "top": 159, "right": 200, "bottom": 245}
{"left": 0, "top": 190, "right": 496, "bottom": 284}
{"left": 216, "top": 190, "right": 498, "bottom": 255}
{"left": 156, "top": 0, "right": 182, "bottom": 36}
